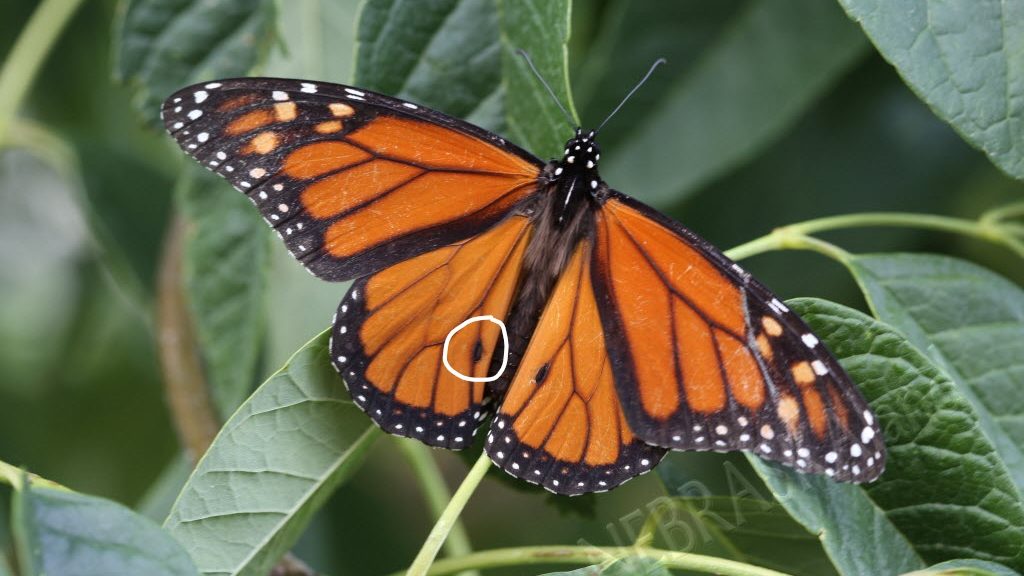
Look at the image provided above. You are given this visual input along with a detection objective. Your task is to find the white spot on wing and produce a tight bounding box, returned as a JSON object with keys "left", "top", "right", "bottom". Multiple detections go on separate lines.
{"left": 812, "top": 360, "right": 828, "bottom": 375}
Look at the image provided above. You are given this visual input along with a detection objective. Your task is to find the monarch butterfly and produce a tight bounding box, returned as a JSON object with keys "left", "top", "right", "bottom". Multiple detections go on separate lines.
{"left": 161, "top": 62, "right": 885, "bottom": 496}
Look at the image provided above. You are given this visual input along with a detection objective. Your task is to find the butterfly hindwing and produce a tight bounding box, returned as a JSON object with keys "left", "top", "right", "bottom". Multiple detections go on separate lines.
{"left": 332, "top": 214, "right": 533, "bottom": 449}
{"left": 161, "top": 78, "right": 542, "bottom": 281}
{"left": 593, "top": 193, "right": 885, "bottom": 482}
{"left": 486, "top": 240, "right": 667, "bottom": 495}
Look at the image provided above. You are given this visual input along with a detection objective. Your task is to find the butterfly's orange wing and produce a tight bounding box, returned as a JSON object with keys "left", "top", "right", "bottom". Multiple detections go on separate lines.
{"left": 486, "top": 240, "right": 667, "bottom": 495}
{"left": 593, "top": 193, "right": 885, "bottom": 482}
{"left": 161, "top": 78, "right": 542, "bottom": 280}
{"left": 333, "top": 214, "right": 533, "bottom": 448}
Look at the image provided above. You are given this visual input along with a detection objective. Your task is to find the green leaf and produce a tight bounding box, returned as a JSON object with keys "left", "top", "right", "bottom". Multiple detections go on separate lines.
{"left": 750, "top": 459, "right": 924, "bottom": 576}
{"left": 114, "top": 0, "right": 278, "bottom": 126}
{"left": 164, "top": 331, "right": 380, "bottom": 576}
{"left": 500, "top": 0, "right": 577, "bottom": 159}
{"left": 265, "top": 0, "right": 362, "bottom": 82}
{"left": 848, "top": 254, "right": 1024, "bottom": 493}
{"left": 756, "top": 298, "right": 1024, "bottom": 572}
{"left": 0, "top": 147, "right": 87, "bottom": 391}
{"left": 642, "top": 495, "right": 835, "bottom": 576}
{"left": 907, "top": 559, "right": 1022, "bottom": 576}
{"left": 538, "top": 558, "right": 669, "bottom": 576}
{"left": 355, "top": 0, "right": 502, "bottom": 130}
{"left": 178, "top": 166, "right": 270, "bottom": 418}
{"left": 573, "top": 1, "right": 743, "bottom": 148}
{"left": 11, "top": 477, "right": 196, "bottom": 576}
{"left": 836, "top": 0, "right": 1024, "bottom": 180}
{"left": 600, "top": 0, "right": 868, "bottom": 205}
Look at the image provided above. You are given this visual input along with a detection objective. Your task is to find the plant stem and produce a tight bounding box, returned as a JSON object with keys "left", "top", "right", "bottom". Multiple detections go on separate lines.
{"left": 725, "top": 232, "right": 785, "bottom": 262}
{"left": 0, "top": 0, "right": 86, "bottom": 143}
{"left": 395, "top": 439, "right": 479, "bottom": 576}
{"left": 389, "top": 545, "right": 793, "bottom": 576}
{"left": 725, "top": 210, "right": 1024, "bottom": 262}
{"left": 156, "top": 215, "right": 220, "bottom": 462}
{"left": 786, "top": 211, "right": 1003, "bottom": 242}
{"left": 406, "top": 452, "right": 492, "bottom": 576}
{"left": 981, "top": 202, "right": 1024, "bottom": 224}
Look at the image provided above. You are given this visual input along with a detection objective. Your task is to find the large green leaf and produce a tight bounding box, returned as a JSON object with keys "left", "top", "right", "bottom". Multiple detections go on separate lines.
{"left": 164, "top": 331, "right": 379, "bottom": 576}
{"left": 355, "top": 0, "right": 502, "bottom": 130}
{"left": 750, "top": 460, "right": 923, "bottom": 576}
{"left": 0, "top": 148, "right": 86, "bottom": 391}
{"left": 115, "top": 0, "right": 278, "bottom": 126}
{"left": 265, "top": 0, "right": 361, "bottom": 82}
{"left": 500, "top": 0, "right": 577, "bottom": 159}
{"left": 755, "top": 298, "right": 1024, "bottom": 572}
{"left": 573, "top": 1, "right": 744, "bottom": 147}
{"left": 836, "top": 0, "right": 1024, "bottom": 180}
{"left": 600, "top": 0, "right": 869, "bottom": 205}
{"left": 908, "top": 559, "right": 1022, "bottom": 576}
{"left": 178, "top": 166, "right": 269, "bottom": 418}
{"left": 11, "top": 476, "right": 196, "bottom": 576}
{"left": 848, "top": 254, "right": 1024, "bottom": 493}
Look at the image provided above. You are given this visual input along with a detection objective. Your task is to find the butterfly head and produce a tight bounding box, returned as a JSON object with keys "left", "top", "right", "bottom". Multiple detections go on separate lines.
{"left": 552, "top": 128, "right": 602, "bottom": 189}
{"left": 561, "top": 128, "right": 600, "bottom": 169}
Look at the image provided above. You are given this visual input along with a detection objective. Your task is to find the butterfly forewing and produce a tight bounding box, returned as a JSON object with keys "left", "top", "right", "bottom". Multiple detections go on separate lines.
{"left": 161, "top": 78, "right": 542, "bottom": 281}
{"left": 593, "top": 193, "right": 885, "bottom": 482}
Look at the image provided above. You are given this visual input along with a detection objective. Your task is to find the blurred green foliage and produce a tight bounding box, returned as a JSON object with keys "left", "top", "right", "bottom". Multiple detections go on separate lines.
{"left": 0, "top": 0, "right": 1023, "bottom": 575}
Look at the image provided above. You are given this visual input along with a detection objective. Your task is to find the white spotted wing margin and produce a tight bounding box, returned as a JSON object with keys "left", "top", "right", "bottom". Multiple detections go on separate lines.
{"left": 590, "top": 191, "right": 885, "bottom": 484}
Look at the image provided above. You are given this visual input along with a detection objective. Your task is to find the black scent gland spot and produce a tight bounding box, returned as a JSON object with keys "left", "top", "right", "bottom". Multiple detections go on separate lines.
{"left": 472, "top": 340, "right": 484, "bottom": 363}
{"left": 534, "top": 363, "right": 550, "bottom": 384}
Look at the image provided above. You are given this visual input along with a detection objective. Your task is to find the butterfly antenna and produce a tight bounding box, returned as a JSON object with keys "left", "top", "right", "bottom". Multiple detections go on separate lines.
{"left": 515, "top": 49, "right": 576, "bottom": 129}
{"left": 596, "top": 57, "right": 667, "bottom": 133}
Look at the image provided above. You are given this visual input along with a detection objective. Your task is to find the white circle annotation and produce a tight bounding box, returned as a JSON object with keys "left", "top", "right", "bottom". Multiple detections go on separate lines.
{"left": 441, "top": 315, "right": 509, "bottom": 383}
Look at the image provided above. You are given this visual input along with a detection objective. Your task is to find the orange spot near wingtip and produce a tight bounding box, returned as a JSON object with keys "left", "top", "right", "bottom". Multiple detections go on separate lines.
{"left": 275, "top": 101, "right": 298, "bottom": 121}
{"left": 756, "top": 333, "right": 773, "bottom": 361}
{"left": 762, "top": 316, "right": 783, "bottom": 337}
{"left": 791, "top": 361, "right": 815, "bottom": 385}
{"left": 243, "top": 131, "right": 279, "bottom": 155}
{"left": 777, "top": 394, "right": 800, "bottom": 432}
{"left": 315, "top": 120, "right": 343, "bottom": 134}
{"left": 330, "top": 103, "right": 356, "bottom": 117}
